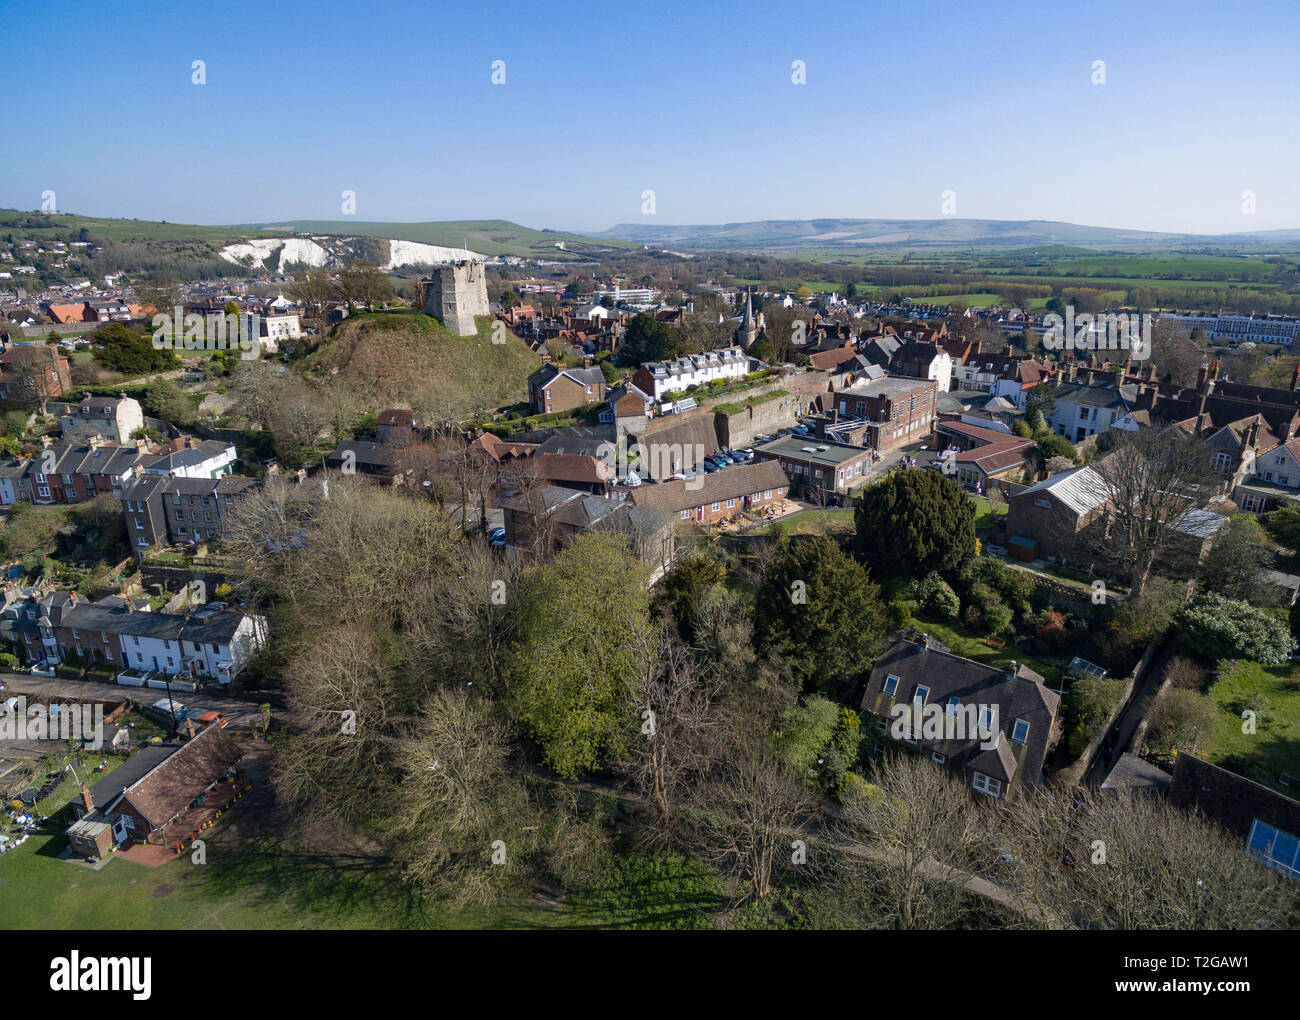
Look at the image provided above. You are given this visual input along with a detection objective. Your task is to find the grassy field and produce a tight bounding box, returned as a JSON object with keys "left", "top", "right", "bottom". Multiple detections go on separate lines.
{"left": 1, "top": 821, "right": 723, "bottom": 929}
{"left": 1205, "top": 660, "right": 1300, "bottom": 793}
{"left": 912, "top": 611, "right": 1063, "bottom": 686}
{"left": 0, "top": 210, "right": 276, "bottom": 244}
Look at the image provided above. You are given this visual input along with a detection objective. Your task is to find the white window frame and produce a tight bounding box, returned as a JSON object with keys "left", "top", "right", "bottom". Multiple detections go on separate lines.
{"left": 972, "top": 772, "right": 1002, "bottom": 798}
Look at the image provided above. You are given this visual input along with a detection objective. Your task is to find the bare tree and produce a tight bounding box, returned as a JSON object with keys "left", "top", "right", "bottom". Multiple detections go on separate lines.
{"left": 689, "top": 736, "right": 818, "bottom": 901}
{"left": 994, "top": 786, "right": 1294, "bottom": 930}
{"left": 839, "top": 754, "right": 988, "bottom": 929}
{"left": 385, "top": 687, "right": 526, "bottom": 906}
{"left": 1090, "top": 428, "right": 1217, "bottom": 597}
{"left": 621, "top": 623, "right": 722, "bottom": 846}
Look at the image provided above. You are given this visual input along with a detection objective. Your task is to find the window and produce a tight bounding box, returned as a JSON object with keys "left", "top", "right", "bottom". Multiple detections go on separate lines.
{"left": 1247, "top": 819, "right": 1300, "bottom": 879}
{"left": 946, "top": 696, "right": 960, "bottom": 716}
{"left": 726, "top": 498, "right": 735, "bottom": 509}
{"left": 972, "top": 772, "right": 1002, "bottom": 798}
{"left": 978, "top": 706, "right": 995, "bottom": 736}
{"left": 680, "top": 509, "right": 689, "bottom": 520}
{"left": 876, "top": 718, "right": 887, "bottom": 732}
{"left": 882, "top": 674, "right": 899, "bottom": 697}
{"left": 932, "top": 752, "right": 946, "bottom": 764}
{"left": 913, "top": 684, "right": 929, "bottom": 707}
{"left": 710, "top": 502, "right": 720, "bottom": 513}
{"left": 764, "top": 489, "right": 772, "bottom": 499}
{"left": 1011, "top": 719, "right": 1030, "bottom": 745}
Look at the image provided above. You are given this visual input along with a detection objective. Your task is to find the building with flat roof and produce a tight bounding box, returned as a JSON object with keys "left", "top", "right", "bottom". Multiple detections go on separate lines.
{"left": 753, "top": 436, "right": 874, "bottom": 495}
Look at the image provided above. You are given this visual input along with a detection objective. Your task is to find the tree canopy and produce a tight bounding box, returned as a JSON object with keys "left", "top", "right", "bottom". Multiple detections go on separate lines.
{"left": 852, "top": 469, "right": 976, "bottom": 579}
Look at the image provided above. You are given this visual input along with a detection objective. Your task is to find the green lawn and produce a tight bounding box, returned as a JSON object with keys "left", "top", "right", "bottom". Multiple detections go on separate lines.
{"left": 1205, "top": 660, "right": 1300, "bottom": 793}
{"left": 970, "top": 495, "right": 1008, "bottom": 530}
{"left": 753, "top": 509, "right": 855, "bottom": 536}
{"left": 2, "top": 799, "right": 723, "bottom": 929}
{"left": 912, "top": 612, "right": 1063, "bottom": 686}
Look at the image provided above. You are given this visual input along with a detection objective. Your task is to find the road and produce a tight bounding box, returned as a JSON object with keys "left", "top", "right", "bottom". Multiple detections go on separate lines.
{"left": 0, "top": 672, "right": 278, "bottom": 731}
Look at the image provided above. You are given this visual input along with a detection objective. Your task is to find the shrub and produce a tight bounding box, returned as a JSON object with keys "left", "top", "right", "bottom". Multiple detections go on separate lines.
{"left": 983, "top": 603, "right": 1014, "bottom": 635}
{"left": 915, "top": 572, "right": 961, "bottom": 620}
{"left": 887, "top": 597, "right": 917, "bottom": 629}
{"left": 1037, "top": 608, "right": 1068, "bottom": 650}
{"left": 1177, "top": 593, "right": 1296, "bottom": 665}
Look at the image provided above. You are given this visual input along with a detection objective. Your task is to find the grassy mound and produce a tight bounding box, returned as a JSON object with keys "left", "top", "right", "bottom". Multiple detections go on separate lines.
{"left": 305, "top": 311, "right": 539, "bottom": 416}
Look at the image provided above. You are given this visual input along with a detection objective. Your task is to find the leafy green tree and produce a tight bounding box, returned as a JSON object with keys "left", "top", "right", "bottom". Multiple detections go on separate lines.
{"left": 618, "top": 313, "right": 679, "bottom": 366}
{"left": 1263, "top": 503, "right": 1300, "bottom": 562}
{"left": 91, "top": 322, "right": 177, "bottom": 375}
{"left": 145, "top": 376, "right": 198, "bottom": 429}
{"left": 853, "top": 470, "right": 976, "bottom": 579}
{"left": 754, "top": 536, "right": 885, "bottom": 694}
{"left": 1177, "top": 593, "right": 1296, "bottom": 665}
{"left": 1037, "top": 433, "right": 1077, "bottom": 462}
{"left": 654, "top": 553, "right": 725, "bottom": 638}
{"left": 510, "top": 533, "right": 651, "bottom": 777}
{"left": 1199, "top": 514, "right": 1276, "bottom": 605}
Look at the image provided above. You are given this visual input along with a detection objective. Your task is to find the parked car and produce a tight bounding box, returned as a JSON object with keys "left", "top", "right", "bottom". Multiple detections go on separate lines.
{"left": 488, "top": 527, "right": 507, "bottom": 548}
{"left": 702, "top": 460, "right": 723, "bottom": 473}
{"left": 739, "top": 448, "right": 754, "bottom": 460}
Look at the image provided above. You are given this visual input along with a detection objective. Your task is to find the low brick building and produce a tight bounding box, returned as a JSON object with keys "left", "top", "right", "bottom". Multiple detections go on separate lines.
{"left": 752, "top": 436, "right": 873, "bottom": 496}
{"left": 527, "top": 363, "right": 607, "bottom": 415}
{"left": 626, "top": 459, "right": 789, "bottom": 524}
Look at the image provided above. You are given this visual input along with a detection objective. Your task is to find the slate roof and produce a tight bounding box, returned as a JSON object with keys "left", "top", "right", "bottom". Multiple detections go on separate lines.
{"left": 861, "top": 637, "right": 1060, "bottom": 792}
{"left": 627, "top": 459, "right": 789, "bottom": 514}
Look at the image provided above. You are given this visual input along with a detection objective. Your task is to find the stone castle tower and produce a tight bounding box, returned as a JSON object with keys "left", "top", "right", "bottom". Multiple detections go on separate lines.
{"left": 421, "top": 260, "right": 489, "bottom": 336}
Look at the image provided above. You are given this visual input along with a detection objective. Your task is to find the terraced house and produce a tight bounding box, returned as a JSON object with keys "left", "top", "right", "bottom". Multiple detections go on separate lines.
{"left": 12, "top": 439, "right": 145, "bottom": 505}
{"left": 121, "top": 474, "right": 259, "bottom": 555}
{"left": 631, "top": 346, "right": 750, "bottom": 401}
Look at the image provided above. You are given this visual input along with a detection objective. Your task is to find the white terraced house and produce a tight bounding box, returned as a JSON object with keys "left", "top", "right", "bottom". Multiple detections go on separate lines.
{"left": 633, "top": 346, "right": 750, "bottom": 400}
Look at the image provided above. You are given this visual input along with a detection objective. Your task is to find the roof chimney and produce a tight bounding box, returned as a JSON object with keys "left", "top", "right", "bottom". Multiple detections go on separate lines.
{"left": 80, "top": 784, "right": 93, "bottom": 813}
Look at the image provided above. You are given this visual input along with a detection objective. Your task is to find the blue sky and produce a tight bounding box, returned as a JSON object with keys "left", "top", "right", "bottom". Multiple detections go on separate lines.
{"left": 2, "top": 0, "right": 1297, "bottom": 234}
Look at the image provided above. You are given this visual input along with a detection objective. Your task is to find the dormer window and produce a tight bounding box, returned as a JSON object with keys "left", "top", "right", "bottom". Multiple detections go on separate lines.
{"left": 1011, "top": 719, "right": 1030, "bottom": 745}
{"left": 882, "top": 674, "right": 899, "bottom": 697}
{"left": 913, "top": 684, "right": 930, "bottom": 707}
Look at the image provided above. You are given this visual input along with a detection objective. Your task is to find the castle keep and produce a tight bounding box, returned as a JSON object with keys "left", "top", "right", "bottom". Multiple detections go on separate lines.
{"left": 421, "top": 260, "right": 490, "bottom": 336}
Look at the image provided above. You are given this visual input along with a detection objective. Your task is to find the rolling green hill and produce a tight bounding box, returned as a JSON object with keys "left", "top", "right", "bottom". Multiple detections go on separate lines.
{"left": 235, "top": 218, "right": 639, "bottom": 258}
{"left": 0, "top": 210, "right": 283, "bottom": 244}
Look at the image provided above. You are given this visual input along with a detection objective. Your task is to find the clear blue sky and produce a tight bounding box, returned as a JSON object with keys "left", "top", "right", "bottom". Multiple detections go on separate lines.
{"left": 2, "top": 0, "right": 1297, "bottom": 235}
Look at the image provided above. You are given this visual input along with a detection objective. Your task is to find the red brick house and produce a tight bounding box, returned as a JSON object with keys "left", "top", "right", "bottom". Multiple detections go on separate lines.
{"left": 527, "top": 363, "right": 607, "bottom": 415}
{"left": 68, "top": 722, "right": 243, "bottom": 858}
{"left": 829, "top": 376, "right": 938, "bottom": 455}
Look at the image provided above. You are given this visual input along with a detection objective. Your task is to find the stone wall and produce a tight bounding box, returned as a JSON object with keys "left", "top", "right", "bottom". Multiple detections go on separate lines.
{"left": 422, "top": 261, "right": 489, "bottom": 336}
